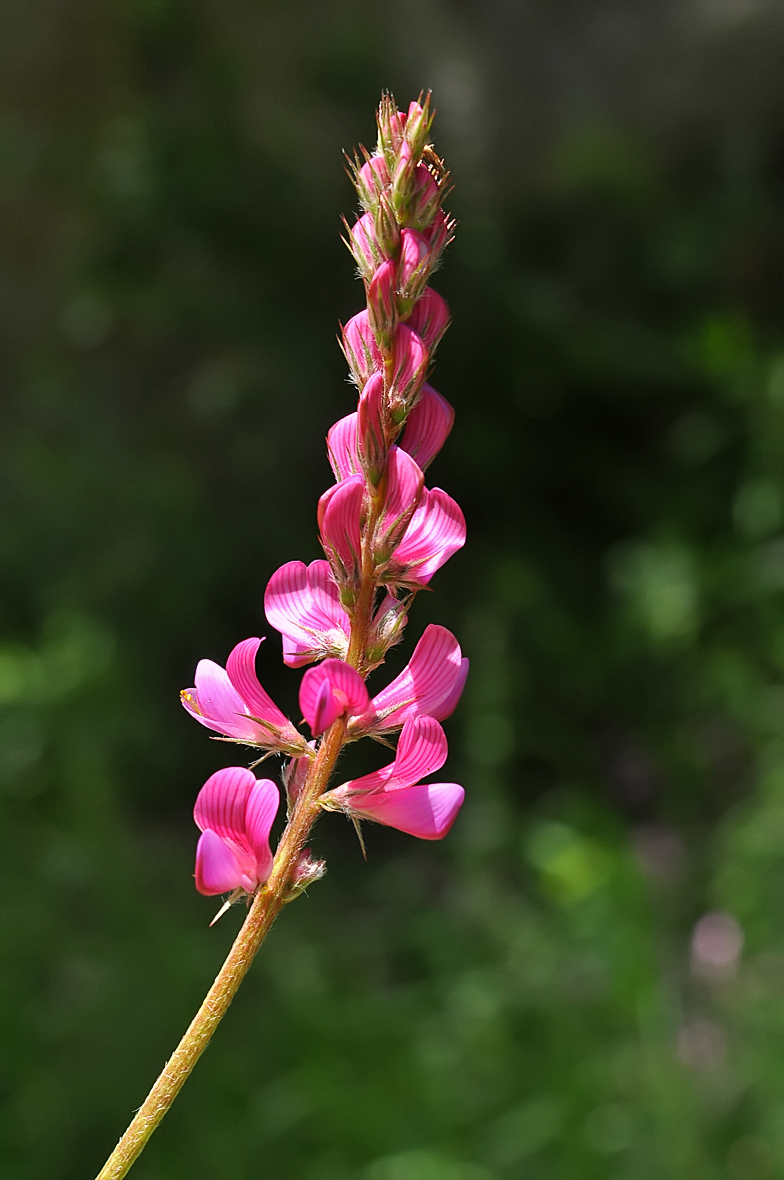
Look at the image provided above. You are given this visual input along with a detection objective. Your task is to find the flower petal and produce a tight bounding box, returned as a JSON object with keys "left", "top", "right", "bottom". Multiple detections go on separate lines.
{"left": 352, "top": 624, "right": 465, "bottom": 735}
{"left": 195, "top": 830, "right": 250, "bottom": 895}
{"left": 318, "top": 474, "right": 364, "bottom": 577}
{"left": 182, "top": 659, "right": 261, "bottom": 742}
{"left": 243, "top": 778, "right": 279, "bottom": 882}
{"left": 400, "top": 385, "right": 454, "bottom": 470}
{"left": 390, "top": 715, "right": 449, "bottom": 786}
{"left": 374, "top": 446, "right": 424, "bottom": 561}
{"left": 388, "top": 488, "right": 466, "bottom": 585}
{"left": 299, "top": 658, "right": 370, "bottom": 735}
{"left": 226, "top": 638, "right": 290, "bottom": 731}
{"left": 336, "top": 782, "right": 465, "bottom": 840}
{"left": 265, "top": 560, "right": 349, "bottom": 667}
{"left": 194, "top": 766, "right": 256, "bottom": 844}
{"left": 327, "top": 414, "right": 361, "bottom": 482}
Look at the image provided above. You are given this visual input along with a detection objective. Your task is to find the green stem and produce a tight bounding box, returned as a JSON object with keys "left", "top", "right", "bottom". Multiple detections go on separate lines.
{"left": 94, "top": 720, "right": 346, "bottom": 1180}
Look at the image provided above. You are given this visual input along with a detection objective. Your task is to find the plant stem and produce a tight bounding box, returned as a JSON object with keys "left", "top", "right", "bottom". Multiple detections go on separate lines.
{"left": 94, "top": 720, "right": 346, "bottom": 1180}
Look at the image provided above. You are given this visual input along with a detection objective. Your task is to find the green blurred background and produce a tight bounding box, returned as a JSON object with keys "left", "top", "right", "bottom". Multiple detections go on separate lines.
{"left": 4, "top": 1, "right": 784, "bottom": 1177}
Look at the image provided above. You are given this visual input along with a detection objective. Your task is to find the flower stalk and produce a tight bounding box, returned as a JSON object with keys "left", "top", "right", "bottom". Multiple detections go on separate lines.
{"left": 95, "top": 91, "right": 466, "bottom": 1179}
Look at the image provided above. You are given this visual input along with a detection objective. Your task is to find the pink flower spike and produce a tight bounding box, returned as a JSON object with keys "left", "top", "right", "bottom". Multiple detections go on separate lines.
{"left": 327, "top": 414, "right": 361, "bottom": 482}
{"left": 387, "top": 487, "right": 466, "bottom": 586}
{"left": 193, "top": 767, "right": 280, "bottom": 895}
{"left": 342, "top": 310, "right": 382, "bottom": 388}
{"left": 400, "top": 384, "right": 454, "bottom": 470}
{"left": 265, "top": 560, "right": 350, "bottom": 667}
{"left": 350, "top": 623, "right": 467, "bottom": 737}
{"left": 299, "top": 658, "right": 370, "bottom": 737}
{"left": 407, "top": 288, "right": 450, "bottom": 353}
{"left": 322, "top": 716, "right": 464, "bottom": 840}
{"left": 318, "top": 474, "right": 365, "bottom": 585}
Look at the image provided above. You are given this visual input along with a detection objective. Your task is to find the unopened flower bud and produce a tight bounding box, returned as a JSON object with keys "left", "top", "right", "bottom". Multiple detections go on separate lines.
{"left": 366, "top": 592, "right": 408, "bottom": 668}
{"left": 355, "top": 154, "right": 390, "bottom": 213}
{"left": 284, "top": 848, "right": 327, "bottom": 901}
{"left": 397, "top": 228, "right": 431, "bottom": 309}
{"left": 404, "top": 97, "right": 434, "bottom": 159}
{"left": 408, "top": 164, "right": 441, "bottom": 229}
{"left": 424, "top": 208, "right": 454, "bottom": 265}
{"left": 342, "top": 310, "right": 381, "bottom": 388}
{"left": 358, "top": 372, "right": 387, "bottom": 488}
{"left": 388, "top": 324, "right": 428, "bottom": 419}
{"left": 377, "top": 93, "right": 406, "bottom": 159}
{"left": 349, "top": 212, "right": 384, "bottom": 282}
{"left": 282, "top": 748, "right": 314, "bottom": 814}
{"left": 407, "top": 288, "right": 449, "bottom": 353}
{"left": 391, "top": 140, "right": 415, "bottom": 214}
{"left": 367, "top": 258, "right": 397, "bottom": 349}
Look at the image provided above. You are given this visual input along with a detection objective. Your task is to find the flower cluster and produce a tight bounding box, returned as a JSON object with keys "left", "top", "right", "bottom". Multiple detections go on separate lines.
{"left": 182, "top": 94, "right": 467, "bottom": 898}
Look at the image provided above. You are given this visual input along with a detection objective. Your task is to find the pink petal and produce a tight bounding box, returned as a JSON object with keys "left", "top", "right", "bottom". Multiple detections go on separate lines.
{"left": 318, "top": 474, "right": 364, "bottom": 576}
{"left": 358, "top": 373, "right": 385, "bottom": 477}
{"left": 182, "top": 660, "right": 264, "bottom": 742}
{"left": 398, "top": 228, "right": 430, "bottom": 293}
{"left": 194, "top": 765, "right": 256, "bottom": 843}
{"left": 345, "top": 782, "right": 465, "bottom": 840}
{"left": 342, "top": 310, "right": 381, "bottom": 388}
{"left": 432, "top": 657, "right": 469, "bottom": 721}
{"left": 299, "top": 658, "right": 370, "bottom": 735}
{"left": 327, "top": 414, "right": 361, "bottom": 482}
{"left": 264, "top": 560, "right": 349, "bottom": 668}
{"left": 353, "top": 624, "right": 464, "bottom": 734}
{"left": 226, "top": 638, "right": 291, "bottom": 731}
{"left": 389, "top": 324, "right": 428, "bottom": 402}
{"left": 390, "top": 715, "right": 448, "bottom": 786}
{"left": 407, "top": 288, "right": 449, "bottom": 352}
{"left": 389, "top": 488, "right": 466, "bottom": 585}
{"left": 375, "top": 446, "right": 424, "bottom": 561}
{"left": 400, "top": 385, "right": 454, "bottom": 470}
{"left": 195, "top": 830, "right": 250, "bottom": 895}
{"left": 243, "top": 778, "right": 279, "bottom": 882}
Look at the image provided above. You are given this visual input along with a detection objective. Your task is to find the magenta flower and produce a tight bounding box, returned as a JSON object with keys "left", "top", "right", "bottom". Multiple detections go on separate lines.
{"left": 399, "top": 384, "right": 454, "bottom": 470}
{"left": 407, "top": 287, "right": 450, "bottom": 352}
{"left": 385, "top": 487, "right": 466, "bottom": 587}
{"left": 318, "top": 473, "right": 365, "bottom": 587}
{"left": 349, "top": 623, "right": 468, "bottom": 738}
{"left": 373, "top": 445, "right": 425, "bottom": 563}
{"left": 194, "top": 767, "right": 279, "bottom": 895}
{"left": 181, "top": 638, "right": 306, "bottom": 753}
{"left": 327, "top": 413, "right": 361, "bottom": 482}
{"left": 299, "top": 658, "right": 370, "bottom": 736}
{"left": 342, "top": 310, "right": 381, "bottom": 389}
{"left": 321, "top": 715, "right": 464, "bottom": 840}
{"left": 388, "top": 323, "right": 428, "bottom": 408}
{"left": 264, "top": 560, "right": 350, "bottom": 668}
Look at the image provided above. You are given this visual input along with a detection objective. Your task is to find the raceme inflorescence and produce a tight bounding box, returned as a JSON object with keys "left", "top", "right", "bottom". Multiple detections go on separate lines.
{"left": 96, "top": 92, "right": 466, "bottom": 1180}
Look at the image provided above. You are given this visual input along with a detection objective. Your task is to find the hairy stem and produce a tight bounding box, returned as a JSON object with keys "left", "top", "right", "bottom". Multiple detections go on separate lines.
{"left": 94, "top": 720, "right": 346, "bottom": 1180}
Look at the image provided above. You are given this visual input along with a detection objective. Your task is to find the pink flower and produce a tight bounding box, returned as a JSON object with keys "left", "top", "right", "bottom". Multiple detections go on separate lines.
{"left": 388, "top": 324, "right": 428, "bottom": 408}
{"left": 193, "top": 767, "right": 279, "bottom": 895}
{"left": 299, "top": 658, "right": 370, "bottom": 736}
{"left": 181, "top": 638, "right": 305, "bottom": 752}
{"left": 407, "top": 288, "right": 449, "bottom": 352}
{"left": 342, "top": 310, "right": 381, "bottom": 388}
{"left": 358, "top": 372, "right": 386, "bottom": 485}
{"left": 385, "top": 488, "right": 466, "bottom": 586}
{"left": 400, "top": 384, "right": 454, "bottom": 470}
{"left": 355, "top": 155, "right": 391, "bottom": 211}
{"left": 398, "top": 228, "right": 430, "bottom": 301}
{"left": 367, "top": 258, "right": 396, "bottom": 346}
{"left": 321, "top": 715, "right": 464, "bottom": 840}
{"left": 349, "top": 212, "right": 384, "bottom": 280}
{"left": 327, "top": 414, "right": 361, "bottom": 482}
{"left": 318, "top": 474, "right": 365, "bottom": 587}
{"left": 264, "top": 560, "right": 350, "bottom": 667}
{"left": 349, "top": 623, "right": 468, "bottom": 737}
{"left": 373, "top": 445, "right": 425, "bottom": 563}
